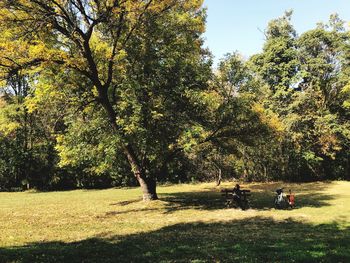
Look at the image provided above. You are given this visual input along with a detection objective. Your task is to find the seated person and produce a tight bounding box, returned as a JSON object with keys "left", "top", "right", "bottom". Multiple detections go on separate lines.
{"left": 286, "top": 189, "right": 295, "bottom": 208}
{"left": 232, "top": 184, "right": 242, "bottom": 207}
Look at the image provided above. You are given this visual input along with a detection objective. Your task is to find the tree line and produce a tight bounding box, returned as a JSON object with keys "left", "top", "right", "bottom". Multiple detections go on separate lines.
{"left": 0, "top": 1, "right": 349, "bottom": 199}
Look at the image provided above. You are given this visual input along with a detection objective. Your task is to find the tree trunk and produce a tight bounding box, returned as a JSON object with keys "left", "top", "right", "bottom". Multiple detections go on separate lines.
{"left": 138, "top": 176, "right": 158, "bottom": 201}
{"left": 216, "top": 168, "right": 222, "bottom": 186}
{"left": 123, "top": 145, "right": 158, "bottom": 201}
{"left": 98, "top": 96, "right": 158, "bottom": 201}
{"left": 211, "top": 159, "right": 222, "bottom": 186}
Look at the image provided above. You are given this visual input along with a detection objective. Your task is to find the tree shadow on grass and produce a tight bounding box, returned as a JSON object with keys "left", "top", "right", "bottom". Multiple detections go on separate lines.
{"left": 247, "top": 181, "right": 336, "bottom": 210}
{"left": 97, "top": 208, "right": 162, "bottom": 218}
{"left": 159, "top": 187, "right": 334, "bottom": 213}
{"left": 246, "top": 181, "right": 332, "bottom": 192}
{"left": 1, "top": 217, "right": 349, "bottom": 263}
{"left": 250, "top": 191, "right": 334, "bottom": 210}
{"left": 99, "top": 183, "right": 335, "bottom": 217}
{"left": 160, "top": 191, "right": 224, "bottom": 213}
{"left": 109, "top": 199, "right": 141, "bottom": 206}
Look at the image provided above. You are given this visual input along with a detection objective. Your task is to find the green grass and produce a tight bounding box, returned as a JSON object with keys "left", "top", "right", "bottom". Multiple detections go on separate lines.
{"left": 1, "top": 181, "right": 350, "bottom": 262}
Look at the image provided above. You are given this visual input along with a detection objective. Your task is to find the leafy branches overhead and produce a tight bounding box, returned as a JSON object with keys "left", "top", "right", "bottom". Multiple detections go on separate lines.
{"left": 1, "top": 0, "right": 211, "bottom": 196}
{"left": 0, "top": 5, "right": 350, "bottom": 191}
{"left": 0, "top": 0, "right": 203, "bottom": 82}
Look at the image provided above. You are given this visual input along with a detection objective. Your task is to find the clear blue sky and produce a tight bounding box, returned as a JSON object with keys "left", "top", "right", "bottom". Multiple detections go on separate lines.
{"left": 203, "top": 0, "right": 350, "bottom": 65}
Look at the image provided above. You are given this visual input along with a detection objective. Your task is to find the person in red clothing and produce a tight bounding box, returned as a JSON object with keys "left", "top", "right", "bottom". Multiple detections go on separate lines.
{"left": 287, "top": 189, "right": 295, "bottom": 208}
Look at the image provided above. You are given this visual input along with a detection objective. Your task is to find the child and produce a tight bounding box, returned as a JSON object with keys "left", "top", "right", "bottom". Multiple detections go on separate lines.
{"left": 287, "top": 189, "right": 295, "bottom": 208}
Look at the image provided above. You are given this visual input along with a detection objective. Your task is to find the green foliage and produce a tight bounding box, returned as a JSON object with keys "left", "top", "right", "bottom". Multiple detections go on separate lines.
{"left": 249, "top": 11, "right": 299, "bottom": 102}
{"left": 246, "top": 13, "right": 350, "bottom": 181}
{"left": 1, "top": 4, "right": 350, "bottom": 190}
{"left": 0, "top": 0, "right": 213, "bottom": 191}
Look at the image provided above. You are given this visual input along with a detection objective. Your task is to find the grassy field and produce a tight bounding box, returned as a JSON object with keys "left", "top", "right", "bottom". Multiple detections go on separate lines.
{"left": 1, "top": 181, "right": 350, "bottom": 262}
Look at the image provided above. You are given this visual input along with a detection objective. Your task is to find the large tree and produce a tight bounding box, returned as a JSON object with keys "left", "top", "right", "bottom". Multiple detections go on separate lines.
{"left": 249, "top": 10, "right": 299, "bottom": 100}
{"left": 248, "top": 13, "right": 350, "bottom": 181}
{"left": 0, "top": 0, "right": 211, "bottom": 199}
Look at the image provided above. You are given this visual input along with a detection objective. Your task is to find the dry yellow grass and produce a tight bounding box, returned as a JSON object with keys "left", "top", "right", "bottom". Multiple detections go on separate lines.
{"left": 1, "top": 181, "right": 349, "bottom": 262}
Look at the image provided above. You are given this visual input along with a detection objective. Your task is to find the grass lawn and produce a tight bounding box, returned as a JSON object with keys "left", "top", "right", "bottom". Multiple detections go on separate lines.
{"left": 1, "top": 181, "right": 350, "bottom": 262}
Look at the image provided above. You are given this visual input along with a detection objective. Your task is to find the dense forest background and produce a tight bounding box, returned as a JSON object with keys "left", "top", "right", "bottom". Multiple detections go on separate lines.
{"left": 0, "top": 1, "right": 349, "bottom": 192}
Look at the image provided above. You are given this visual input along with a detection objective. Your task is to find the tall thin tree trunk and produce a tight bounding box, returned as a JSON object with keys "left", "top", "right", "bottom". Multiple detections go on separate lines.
{"left": 216, "top": 168, "right": 222, "bottom": 186}
{"left": 99, "top": 95, "right": 158, "bottom": 200}
{"left": 212, "top": 160, "right": 221, "bottom": 186}
{"left": 123, "top": 145, "right": 158, "bottom": 201}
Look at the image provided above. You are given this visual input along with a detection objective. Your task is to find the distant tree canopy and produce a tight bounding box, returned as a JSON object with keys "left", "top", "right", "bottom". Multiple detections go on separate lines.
{"left": 0, "top": 4, "right": 349, "bottom": 196}
{"left": 247, "top": 12, "right": 350, "bottom": 181}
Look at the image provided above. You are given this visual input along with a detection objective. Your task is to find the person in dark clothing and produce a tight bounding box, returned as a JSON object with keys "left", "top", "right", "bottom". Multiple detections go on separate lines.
{"left": 233, "top": 184, "right": 241, "bottom": 196}
{"left": 232, "top": 184, "right": 243, "bottom": 208}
